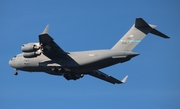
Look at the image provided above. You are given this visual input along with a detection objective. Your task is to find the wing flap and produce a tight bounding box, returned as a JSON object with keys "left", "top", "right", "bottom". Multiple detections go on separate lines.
{"left": 88, "top": 70, "right": 128, "bottom": 84}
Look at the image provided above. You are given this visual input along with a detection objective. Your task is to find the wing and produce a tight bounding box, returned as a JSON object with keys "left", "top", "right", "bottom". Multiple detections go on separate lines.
{"left": 39, "top": 25, "right": 68, "bottom": 58}
{"left": 88, "top": 70, "right": 128, "bottom": 84}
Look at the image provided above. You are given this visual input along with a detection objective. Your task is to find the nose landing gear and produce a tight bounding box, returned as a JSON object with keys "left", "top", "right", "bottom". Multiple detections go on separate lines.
{"left": 14, "top": 71, "right": 18, "bottom": 75}
{"left": 13, "top": 69, "right": 18, "bottom": 75}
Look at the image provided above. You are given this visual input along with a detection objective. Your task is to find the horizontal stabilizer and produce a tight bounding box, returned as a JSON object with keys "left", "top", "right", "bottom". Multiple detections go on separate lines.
{"left": 135, "top": 18, "right": 170, "bottom": 38}
{"left": 150, "top": 28, "right": 170, "bottom": 38}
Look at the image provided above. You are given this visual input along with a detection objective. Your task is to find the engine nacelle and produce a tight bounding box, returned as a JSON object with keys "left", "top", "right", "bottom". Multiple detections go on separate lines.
{"left": 23, "top": 50, "right": 41, "bottom": 58}
{"left": 22, "top": 43, "right": 40, "bottom": 52}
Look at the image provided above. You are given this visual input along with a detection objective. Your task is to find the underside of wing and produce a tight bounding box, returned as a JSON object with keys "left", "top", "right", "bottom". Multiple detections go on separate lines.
{"left": 88, "top": 70, "right": 128, "bottom": 84}
{"left": 39, "top": 25, "right": 68, "bottom": 58}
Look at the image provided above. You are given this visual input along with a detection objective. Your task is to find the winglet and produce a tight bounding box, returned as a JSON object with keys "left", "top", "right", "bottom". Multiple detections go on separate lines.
{"left": 42, "top": 25, "right": 49, "bottom": 34}
{"left": 121, "top": 75, "right": 128, "bottom": 83}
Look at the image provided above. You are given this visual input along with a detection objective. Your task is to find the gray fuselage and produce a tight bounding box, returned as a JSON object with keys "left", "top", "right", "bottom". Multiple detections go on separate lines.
{"left": 9, "top": 49, "right": 138, "bottom": 75}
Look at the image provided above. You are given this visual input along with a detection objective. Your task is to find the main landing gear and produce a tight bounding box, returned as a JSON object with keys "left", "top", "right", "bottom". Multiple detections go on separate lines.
{"left": 51, "top": 67, "right": 65, "bottom": 72}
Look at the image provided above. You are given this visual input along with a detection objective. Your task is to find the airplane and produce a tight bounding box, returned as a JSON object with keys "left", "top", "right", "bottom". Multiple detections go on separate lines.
{"left": 9, "top": 18, "right": 169, "bottom": 84}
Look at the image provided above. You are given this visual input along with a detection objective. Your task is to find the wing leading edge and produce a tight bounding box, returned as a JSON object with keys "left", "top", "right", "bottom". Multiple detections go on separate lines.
{"left": 39, "top": 25, "right": 68, "bottom": 58}
{"left": 88, "top": 70, "right": 128, "bottom": 84}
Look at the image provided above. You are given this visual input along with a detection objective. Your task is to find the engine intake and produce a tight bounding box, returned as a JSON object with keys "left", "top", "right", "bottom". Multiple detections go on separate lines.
{"left": 22, "top": 43, "right": 40, "bottom": 52}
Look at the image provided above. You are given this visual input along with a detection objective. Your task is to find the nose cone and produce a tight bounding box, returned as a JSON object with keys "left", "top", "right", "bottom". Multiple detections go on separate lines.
{"left": 9, "top": 59, "right": 12, "bottom": 67}
{"left": 9, "top": 58, "right": 14, "bottom": 68}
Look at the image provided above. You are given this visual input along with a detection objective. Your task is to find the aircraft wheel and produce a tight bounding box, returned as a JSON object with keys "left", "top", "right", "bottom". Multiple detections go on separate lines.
{"left": 14, "top": 71, "right": 18, "bottom": 76}
{"left": 51, "top": 67, "right": 65, "bottom": 72}
{"left": 59, "top": 68, "right": 65, "bottom": 72}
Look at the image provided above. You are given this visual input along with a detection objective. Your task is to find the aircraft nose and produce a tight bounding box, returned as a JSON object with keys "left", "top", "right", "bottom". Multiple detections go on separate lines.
{"left": 9, "top": 58, "right": 14, "bottom": 68}
{"left": 9, "top": 59, "right": 12, "bottom": 67}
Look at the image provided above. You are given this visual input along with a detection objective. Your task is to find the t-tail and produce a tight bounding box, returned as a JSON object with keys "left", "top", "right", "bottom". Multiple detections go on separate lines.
{"left": 111, "top": 18, "right": 170, "bottom": 51}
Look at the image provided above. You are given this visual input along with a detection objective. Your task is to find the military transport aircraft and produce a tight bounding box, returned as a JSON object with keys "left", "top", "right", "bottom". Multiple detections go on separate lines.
{"left": 9, "top": 18, "right": 169, "bottom": 84}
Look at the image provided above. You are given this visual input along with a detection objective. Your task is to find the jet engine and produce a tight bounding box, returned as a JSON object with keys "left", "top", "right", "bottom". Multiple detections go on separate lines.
{"left": 63, "top": 74, "right": 84, "bottom": 80}
{"left": 22, "top": 43, "right": 40, "bottom": 52}
{"left": 22, "top": 43, "right": 42, "bottom": 58}
{"left": 23, "top": 49, "right": 41, "bottom": 58}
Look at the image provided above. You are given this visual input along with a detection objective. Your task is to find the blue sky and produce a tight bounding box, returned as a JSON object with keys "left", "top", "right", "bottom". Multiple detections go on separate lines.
{"left": 1, "top": 0, "right": 180, "bottom": 109}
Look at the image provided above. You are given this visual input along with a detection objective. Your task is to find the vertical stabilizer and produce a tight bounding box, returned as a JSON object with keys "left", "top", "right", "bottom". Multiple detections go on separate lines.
{"left": 111, "top": 18, "right": 169, "bottom": 51}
